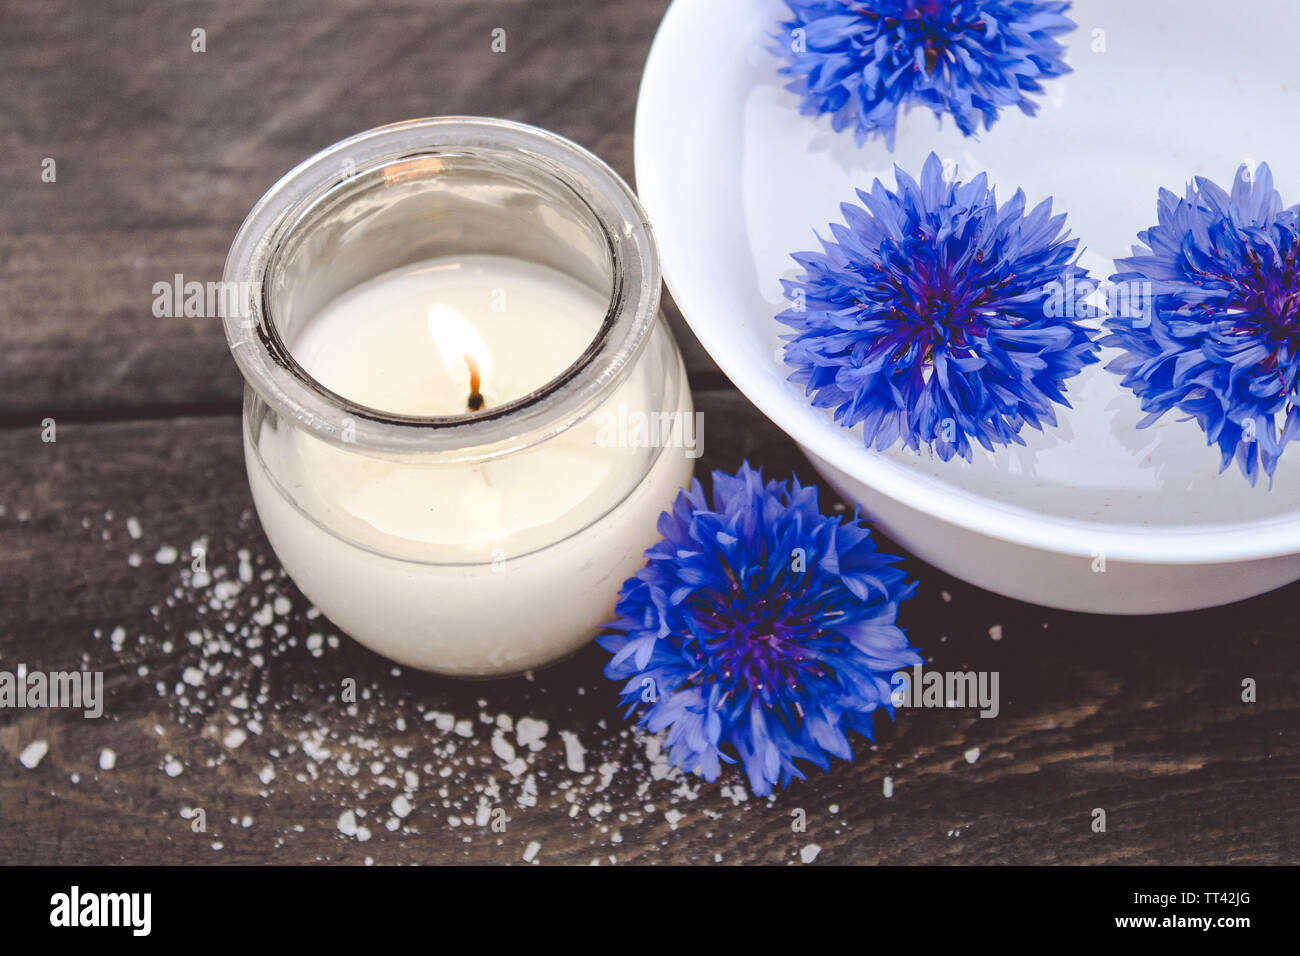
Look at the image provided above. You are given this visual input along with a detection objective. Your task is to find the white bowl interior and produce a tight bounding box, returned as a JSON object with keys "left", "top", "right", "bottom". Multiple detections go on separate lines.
{"left": 635, "top": 0, "right": 1300, "bottom": 561}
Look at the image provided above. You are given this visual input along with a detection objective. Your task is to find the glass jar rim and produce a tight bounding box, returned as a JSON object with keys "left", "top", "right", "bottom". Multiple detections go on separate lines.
{"left": 221, "top": 116, "right": 660, "bottom": 462}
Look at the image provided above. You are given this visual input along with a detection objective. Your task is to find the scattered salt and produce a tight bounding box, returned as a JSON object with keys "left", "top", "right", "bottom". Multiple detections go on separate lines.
{"left": 72, "top": 510, "right": 835, "bottom": 863}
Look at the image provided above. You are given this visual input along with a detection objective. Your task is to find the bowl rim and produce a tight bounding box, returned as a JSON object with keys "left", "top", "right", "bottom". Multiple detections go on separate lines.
{"left": 633, "top": 0, "right": 1300, "bottom": 567}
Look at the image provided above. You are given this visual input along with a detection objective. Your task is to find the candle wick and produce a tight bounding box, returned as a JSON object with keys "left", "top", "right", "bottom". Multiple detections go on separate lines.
{"left": 465, "top": 354, "right": 484, "bottom": 412}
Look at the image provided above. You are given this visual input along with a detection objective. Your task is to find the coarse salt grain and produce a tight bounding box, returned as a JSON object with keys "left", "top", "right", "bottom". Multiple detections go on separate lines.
{"left": 337, "top": 810, "right": 358, "bottom": 836}
{"left": 516, "top": 717, "right": 548, "bottom": 751}
{"left": 19, "top": 740, "right": 48, "bottom": 769}
{"left": 559, "top": 730, "right": 586, "bottom": 773}
{"left": 490, "top": 731, "right": 516, "bottom": 763}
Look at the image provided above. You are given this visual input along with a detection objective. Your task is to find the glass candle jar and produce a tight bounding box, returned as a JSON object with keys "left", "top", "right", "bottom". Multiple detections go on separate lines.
{"left": 222, "top": 117, "right": 695, "bottom": 677}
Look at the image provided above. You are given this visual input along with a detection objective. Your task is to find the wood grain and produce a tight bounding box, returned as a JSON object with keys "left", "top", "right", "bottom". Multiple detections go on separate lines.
{"left": 1, "top": 393, "right": 1296, "bottom": 864}
{"left": 0, "top": 0, "right": 716, "bottom": 423}
{"left": 1, "top": 0, "right": 1296, "bottom": 866}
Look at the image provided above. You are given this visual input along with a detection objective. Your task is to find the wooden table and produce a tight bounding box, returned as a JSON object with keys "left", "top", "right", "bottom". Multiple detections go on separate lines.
{"left": 1, "top": 0, "right": 1295, "bottom": 866}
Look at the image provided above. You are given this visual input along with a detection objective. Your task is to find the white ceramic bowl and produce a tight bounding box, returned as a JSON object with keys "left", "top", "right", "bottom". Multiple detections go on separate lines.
{"left": 635, "top": 0, "right": 1300, "bottom": 613}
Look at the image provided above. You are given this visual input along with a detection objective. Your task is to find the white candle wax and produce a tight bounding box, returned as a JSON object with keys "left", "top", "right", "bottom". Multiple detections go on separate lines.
{"left": 245, "top": 254, "right": 694, "bottom": 675}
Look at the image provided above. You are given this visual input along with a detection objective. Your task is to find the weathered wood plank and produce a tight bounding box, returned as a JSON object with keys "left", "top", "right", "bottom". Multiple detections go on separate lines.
{"left": 0, "top": 0, "right": 716, "bottom": 420}
{"left": 2, "top": 391, "right": 1296, "bottom": 864}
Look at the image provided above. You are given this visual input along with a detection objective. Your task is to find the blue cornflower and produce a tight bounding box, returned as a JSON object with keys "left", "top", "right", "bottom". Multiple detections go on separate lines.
{"left": 772, "top": 0, "right": 1075, "bottom": 148}
{"left": 599, "top": 463, "right": 921, "bottom": 797}
{"left": 778, "top": 152, "right": 1098, "bottom": 461}
{"left": 1103, "top": 164, "right": 1300, "bottom": 485}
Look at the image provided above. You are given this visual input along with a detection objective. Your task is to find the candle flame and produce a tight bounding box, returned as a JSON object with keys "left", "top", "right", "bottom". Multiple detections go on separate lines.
{"left": 427, "top": 304, "right": 492, "bottom": 410}
{"left": 465, "top": 355, "right": 484, "bottom": 411}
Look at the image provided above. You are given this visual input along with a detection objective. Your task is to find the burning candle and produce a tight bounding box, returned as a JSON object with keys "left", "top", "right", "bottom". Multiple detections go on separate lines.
{"left": 223, "top": 119, "right": 694, "bottom": 676}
